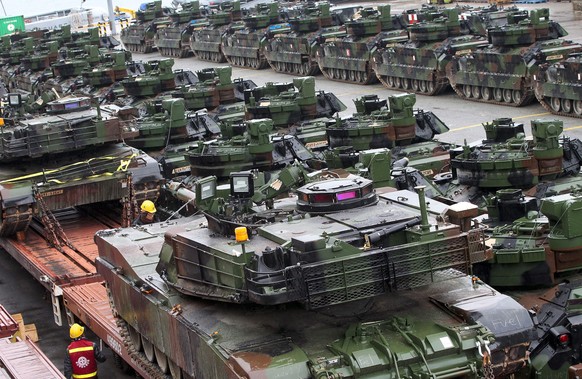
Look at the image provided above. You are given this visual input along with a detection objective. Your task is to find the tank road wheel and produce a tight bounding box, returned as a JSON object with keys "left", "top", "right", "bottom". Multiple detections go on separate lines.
{"left": 511, "top": 90, "right": 523, "bottom": 104}
{"left": 561, "top": 99, "right": 573, "bottom": 113}
{"left": 419, "top": 80, "right": 428, "bottom": 93}
{"left": 463, "top": 85, "right": 472, "bottom": 98}
{"left": 503, "top": 89, "right": 513, "bottom": 103}
{"left": 349, "top": 70, "right": 357, "bottom": 82}
{"left": 395, "top": 77, "right": 402, "bottom": 88}
{"left": 141, "top": 336, "right": 155, "bottom": 362}
{"left": 387, "top": 76, "right": 395, "bottom": 88}
{"left": 481, "top": 87, "right": 491, "bottom": 100}
{"left": 426, "top": 80, "right": 434, "bottom": 93}
{"left": 154, "top": 346, "right": 169, "bottom": 374}
{"left": 169, "top": 359, "right": 182, "bottom": 379}
{"left": 550, "top": 97, "right": 561, "bottom": 112}
{"left": 128, "top": 325, "right": 142, "bottom": 352}
{"left": 493, "top": 88, "right": 503, "bottom": 102}
{"left": 471, "top": 85, "right": 481, "bottom": 99}
{"left": 574, "top": 100, "right": 582, "bottom": 115}
{"left": 340, "top": 69, "right": 347, "bottom": 80}
{"left": 402, "top": 78, "right": 411, "bottom": 90}
{"left": 412, "top": 79, "right": 420, "bottom": 91}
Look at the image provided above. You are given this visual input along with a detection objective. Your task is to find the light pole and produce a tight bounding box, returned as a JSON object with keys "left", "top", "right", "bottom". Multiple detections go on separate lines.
{"left": 107, "top": 0, "right": 117, "bottom": 35}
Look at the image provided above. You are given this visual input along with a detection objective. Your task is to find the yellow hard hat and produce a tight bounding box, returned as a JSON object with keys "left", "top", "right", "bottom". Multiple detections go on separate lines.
{"left": 70, "top": 323, "right": 84, "bottom": 339}
{"left": 141, "top": 200, "right": 156, "bottom": 213}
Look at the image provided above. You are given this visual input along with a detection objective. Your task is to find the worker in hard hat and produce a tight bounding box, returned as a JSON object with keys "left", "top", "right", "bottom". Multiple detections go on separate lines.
{"left": 132, "top": 199, "right": 160, "bottom": 226}
{"left": 64, "top": 323, "right": 106, "bottom": 379}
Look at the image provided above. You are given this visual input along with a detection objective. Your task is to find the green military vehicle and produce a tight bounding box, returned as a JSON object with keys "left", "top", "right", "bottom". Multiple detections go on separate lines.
{"left": 446, "top": 8, "right": 581, "bottom": 107}
{"left": 153, "top": 1, "right": 205, "bottom": 58}
{"left": 120, "top": 0, "right": 170, "bottom": 53}
{"left": 534, "top": 53, "right": 582, "bottom": 118}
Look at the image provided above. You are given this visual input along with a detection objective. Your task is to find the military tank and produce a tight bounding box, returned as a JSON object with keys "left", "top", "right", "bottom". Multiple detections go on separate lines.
{"left": 10, "top": 40, "right": 60, "bottom": 94}
{"left": 316, "top": 5, "right": 408, "bottom": 84}
{"left": 153, "top": 0, "right": 205, "bottom": 58}
{"left": 188, "top": 0, "right": 243, "bottom": 63}
{"left": 263, "top": 1, "right": 343, "bottom": 76}
{"left": 94, "top": 167, "right": 546, "bottom": 379}
{"left": 446, "top": 8, "right": 582, "bottom": 107}
{"left": 221, "top": 2, "right": 284, "bottom": 69}
{"left": 373, "top": 8, "right": 488, "bottom": 96}
{"left": 533, "top": 53, "right": 582, "bottom": 118}
{"left": 120, "top": 0, "right": 170, "bottom": 53}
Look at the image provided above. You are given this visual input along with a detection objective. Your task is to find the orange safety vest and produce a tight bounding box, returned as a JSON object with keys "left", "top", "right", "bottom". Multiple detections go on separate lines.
{"left": 67, "top": 339, "right": 98, "bottom": 379}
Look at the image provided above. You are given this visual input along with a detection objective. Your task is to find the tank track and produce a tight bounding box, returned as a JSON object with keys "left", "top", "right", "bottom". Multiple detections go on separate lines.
{"left": 192, "top": 50, "right": 227, "bottom": 63}
{"left": 158, "top": 47, "right": 191, "bottom": 58}
{"left": 376, "top": 74, "right": 447, "bottom": 96}
{"left": 267, "top": 59, "right": 319, "bottom": 76}
{"left": 116, "top": 318, "right": 172, "bottom": 379}
{"left": 224, "top": 54, "right": 268, "bottom": 70}
{"left": 534, "top": 85, "right": 582, "bottom": 119}
{"left": 450, "top": 83, "right": 535, "bottom": 107}
{"left": 319, "top": 65, "right": 377, "bottom": 85}
{"left": 123, "top": 43, "right": 155, "bottom": 54}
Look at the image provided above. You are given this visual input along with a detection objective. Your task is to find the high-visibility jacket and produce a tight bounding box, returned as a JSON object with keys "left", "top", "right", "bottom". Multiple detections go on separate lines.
{"left": 67, "top": 339, "right": 98, "bottom": 378}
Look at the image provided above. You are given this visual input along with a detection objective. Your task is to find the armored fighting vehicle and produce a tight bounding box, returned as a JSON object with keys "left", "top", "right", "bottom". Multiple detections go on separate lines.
{"left": 533, "top": 53, "right": 582, "bottom": 118}
{"left": 94, "top": 168, "right": 547, "bottom": 378}
{"left": 153, "top": 0, "right": 205, "bottom": 58}
{"left": 446, "top": 8, "right": 581, "bottom": 107}
{"left": 221, "top": 2, "right": 284, "bottom": 69}
{"left": 316, "top": 5, "right": 408, "bottom": 84}
{"left": 120, "top": 0, "right": 170, "bottom": 53}
{"left": 121, "top": 58, "right": 177, "bottom": 98}
{"left": 188, "top": 0, "right": 243, "bottom": 63}
{"left": 263, "top": 1, "right": 341, "bottom": 76}
{"left": 436, "top": 117, "right": 582, "bottom": 206}
{"left": 373, "top": 8, "right": 488, "bottom": 96}
{"left": 10, "top": 40, "right": 60, "bottom": 94}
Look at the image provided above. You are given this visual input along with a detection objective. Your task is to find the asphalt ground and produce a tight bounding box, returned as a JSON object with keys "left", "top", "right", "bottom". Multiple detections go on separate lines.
{"left": 0, "top": 0, "right": 581, "bottom": 377}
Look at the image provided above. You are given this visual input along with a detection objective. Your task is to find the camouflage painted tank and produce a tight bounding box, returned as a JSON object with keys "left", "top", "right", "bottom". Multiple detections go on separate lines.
{"left": 458, "top": 4, "right": 528, "bottom": 37}
{"left": 0, "top": 37, "right": 35, "bottom": 85}
{"left": 533, "top": 53, "right": 582, "bottom": 118}
{"left": 120, "top": 0, "right": 169, "bottom": 53}
{"left": 183, "top": 118, "right": 318, "bottom": 179}
{"left": 95, "top": 170, "right": 540, "bottom": 379}
{"left": 243, "top": 76, "right": 346, "bottom": 128}
{"left": 121, "top": 59, "right": 177, "bottom": 98}
{"left": 221, "top": 2, "right": 284, "bottom": 69}
{"left": 81, "top": 50, "right": 131, "bottom": 88}
{"left": 188, "top": 0, "right": 242, "bottom": 63}
{"left": 0, "top": 96, "right": 138, "bottom": 161}
{"left": 154, "top": 0, "right": 205, "bottom": 58}
{"left": 373, "top": 8, "right": 488, "bottom": 96}
{"left": 436, "top": 117, "right": 582, "bottom": 207}
{"left": 10, "top": 40, "right": 60, "bottom": 93}
{"left": 446, "top": 8, "right": 582, "bottom": 107}
{"left": 316, "top": 5, "right": 408, "bottom": 84}
{"left": 263, "top": 2, "right": 342, "bottom": 76}
{"left": 170, "top": 66, "right": 240, "bottom": 111}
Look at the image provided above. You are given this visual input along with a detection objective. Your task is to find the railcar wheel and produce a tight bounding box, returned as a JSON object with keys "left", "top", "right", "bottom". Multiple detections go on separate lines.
{"left": 141, "top": 336, "right": 155, "bottom": 362}
{"left": 169, "top": 359, "right": 183, "bottom": 379}
{"left": 503, "top": 89, "right": 513, "bottom": 103}
{"left": 471, "top": 86, "right": 481, "bottom": 99}
{"left": 481, "top": 87, "right": 491, "bottom": 100}
{"left": 561, "top": 98, "right": 573, "bottom": 113}
{"left": 154, "top": 346, "right": 169, "bottom": 373}
{"left": 512, "top": 90, "right": 523, "bottom": 104}
{"left": 550, "top": 97, "right": 561, "bottom": 112}
{"left": 128, "top": 325, "right": 142, "bottom": 352}
{"left": 463, "top": 85, "right": 472, "bottom": 98}
{"left": 574, "top": 100, "right": 582, "bottom": 115}
{"left": 493, "top": 88, "right": 503, "bottom": 102}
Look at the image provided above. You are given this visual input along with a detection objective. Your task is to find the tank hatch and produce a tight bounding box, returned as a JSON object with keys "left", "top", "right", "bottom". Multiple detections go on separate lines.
{"left": 296, "top": 177, "right": 378, "bottom": 214}
{"left": 46, "top": 97, "right": 91, "bottom": 114}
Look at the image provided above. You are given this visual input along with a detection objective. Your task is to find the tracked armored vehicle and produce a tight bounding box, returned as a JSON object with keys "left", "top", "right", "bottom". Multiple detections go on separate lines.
{"left": 120, "top": 0, "right": 169, "bottom": 53}
{"left": 373, "top": 8, "right": 488, "bottom": 96}
{"left": 154, "top": 0, "right": 205, "bottom": 58}
{"left": 534, "top": 53, "right": 582, "bottom": 118}
{"left": 263, "top": 2, "right": 341, "bottom": 76}
{"left": 221, "top": 2, "right": 284, "bottom": 69}
{"left": 171, "top": 66, "right": 240, "bottom": 111}
{"left": 316, "top": 5, "right": 407, "bottom": 84}
{"left": 446, "top": 8, "right": 581, "bottom": 107}
{"left": 188, "top": 0, "right": 243, "bottom": 63}
{"left": 94, "top": 169, "right": 545, "bottom": 378}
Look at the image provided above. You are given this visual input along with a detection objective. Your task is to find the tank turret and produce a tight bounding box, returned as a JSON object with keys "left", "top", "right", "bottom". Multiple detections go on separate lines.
{"left": 121, "top": 59, "right": 176, "bottom": 97}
